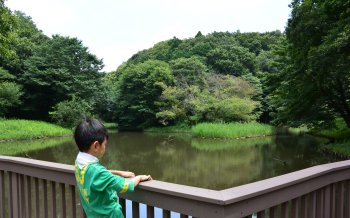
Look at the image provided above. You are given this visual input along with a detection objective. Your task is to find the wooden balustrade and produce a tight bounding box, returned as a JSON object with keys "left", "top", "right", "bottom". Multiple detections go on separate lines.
{"left": 0, "top": 155, "right": 350, "bottom": 218}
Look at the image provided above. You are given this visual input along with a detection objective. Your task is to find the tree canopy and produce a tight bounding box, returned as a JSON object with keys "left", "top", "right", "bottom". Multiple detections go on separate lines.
{"left": 3, "top": 1, "right": 348, "bottom": 131}
{"left": 271, "top": 0, "right": 350, "bottom": 128}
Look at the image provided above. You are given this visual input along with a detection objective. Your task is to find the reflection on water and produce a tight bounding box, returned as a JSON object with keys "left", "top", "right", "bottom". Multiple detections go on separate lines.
{"left": 17, "top": 132, "right": 337, "bottom": 190}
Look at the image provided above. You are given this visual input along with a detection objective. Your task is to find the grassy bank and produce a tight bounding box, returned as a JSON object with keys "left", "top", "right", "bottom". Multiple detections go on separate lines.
{"left": 321, "top": 141, "right": 350, "bottom": 159}
{"left": 0, "top": 137, "right": 72, "bottom": 156}
{"left": 192, "top": 122, "right": 274, "bottom": 139}
{"left": 103, "top": 122, "right": 118, "bottom": 132}
{"left": 313, "top": 119, "right": 350, "bottom": 157}
{"left": 0, "top": 119, "right": 71, "bottom": 141}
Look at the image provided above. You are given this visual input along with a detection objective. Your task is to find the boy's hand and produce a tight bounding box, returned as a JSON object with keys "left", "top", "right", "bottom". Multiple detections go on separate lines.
{"left": 110, "top": 170, "right": 135, "bottom": 178}
{"left": 121, "top": 171, "right": 135, "bottom": 178}
{"left": 139, "top": 175, "right": 152, "bottom": 181}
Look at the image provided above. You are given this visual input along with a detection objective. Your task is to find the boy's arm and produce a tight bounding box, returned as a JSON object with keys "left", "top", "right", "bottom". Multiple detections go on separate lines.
{"left": 110, "top": 170, "right": 135, "bottom": 178}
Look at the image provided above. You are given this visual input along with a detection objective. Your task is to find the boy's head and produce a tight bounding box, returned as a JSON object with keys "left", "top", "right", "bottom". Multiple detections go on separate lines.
{"left": 74, "top": 118, "right": 109, "bottom": 156}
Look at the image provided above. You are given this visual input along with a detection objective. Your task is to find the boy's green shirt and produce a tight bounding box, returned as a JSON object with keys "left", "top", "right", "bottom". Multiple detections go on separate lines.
{"left": 75, "top": 162, "right": 134, "bottom": 218}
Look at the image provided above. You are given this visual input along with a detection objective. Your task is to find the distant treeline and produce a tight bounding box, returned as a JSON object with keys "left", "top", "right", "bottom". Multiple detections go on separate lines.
{"left": 1, "top": 0, "right": 349, "bottom": 130}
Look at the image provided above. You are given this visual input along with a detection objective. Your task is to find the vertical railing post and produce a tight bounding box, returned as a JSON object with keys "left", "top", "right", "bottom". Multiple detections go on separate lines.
{"left": 120, "top": 198, "right": 126, "bottom": 217}
{"left": 308, "top": 191, "right": 316, "bottom": 218}
{"left": 26, "top": 176, "right": 32, "bottom": 218}
{"left": 11, "top": 172, "right": 19, "bottom": 218}
{"left": 34, "top": 177, "right": 39, "bottom": 218}
{"left": 147, "top": 205, "right": 155, "bottom": 218}
{"left": 163, "top": 210, "right": 171, "bottom": 218}
{"left": 281, "top": 202, "right": 288, "bottom": 218}
{"left": 269, "top": 206, "right": 277, "bottom": 218}
{"left": 0, "top": 171, "right": 5, "bottom": 218}
{"left": 257, "top": 210, "right": 265, "bottom": 218}
{"left": 51, "top": 181, "right": 57, "bottom": 218}
{"left": 19, "top": 174, "right": 26, "bottom": 217}
{"left": 291, "top": 198, "right": 298, "bottom": 218}
{"left": 60, "top": 183, "right": 67, "bottom": 218}
{"left": 132, "top": 201, "right": 139, "bottom": 218}
{"left": 69, "top": 185, "right": 76, "bottom": 218}
{"left": 300, "top": 195, "right": 307, "bottom": 218}
{"left": 347, "top": 180, "right": 350, "bottom": 218}
{"left": 8, "top": 172, "right": 13, "bottom": 218}
{"left": 324, "top": 185, "right": 331, "bottom": 218}
{"left": 43, "top": 179, "right": 48, "bottom": 217}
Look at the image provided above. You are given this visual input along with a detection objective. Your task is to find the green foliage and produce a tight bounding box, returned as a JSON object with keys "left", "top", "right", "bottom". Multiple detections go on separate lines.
{"left": 21, "top": 35, "right": 104, "bottom": 120}
{"left": 170, "top": 57, "right": 207, "bottom": 86}
{"left": 115, "top": 60, "right": 174, "bottom": 129}
{"left": 207, "top": 45, "right": 256, "bottom": 76}
{"left": 192, "top": 122, "right": 274, "bottom": 139}
{"left": 0, "top": 6, "right": 287, "bottom": 129}
{"left": 0, "top": 1, "right": 16, "bottom": 60}
{"left": 279, "top": 0, "right": 350, "bottom": 127}
{"left": 50, "top": 96, "right": 93, "bottom": 128}
{"left": 156, "top": 74, "right": 259, "bottom": 125}
{"left": 124, "top": 31, "right": 284, "bottom": 126}
{"left": 103, "top": 123, "right": 118, "bottom": 130}
{"left": 0, "top": 119, "right": 71, "bottom": 140}
{"left": 0, "top": 81, "right": 22, "bottom": 116}
{"left": 313, "top": 118, "right": 350, "bottom": 141}
{"left": 322, "top": 141, "right": 350, "bottom": 158}
{"left": 3, "top": 11, "right": 48, "bottom": 75}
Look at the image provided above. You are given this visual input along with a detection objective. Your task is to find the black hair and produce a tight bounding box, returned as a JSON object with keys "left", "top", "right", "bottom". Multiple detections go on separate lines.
{"left": 74, "top": 118, "right": 109, "bottom": 152}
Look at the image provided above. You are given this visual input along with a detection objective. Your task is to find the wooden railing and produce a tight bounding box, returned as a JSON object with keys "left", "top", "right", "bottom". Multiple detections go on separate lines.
{"left": 0, "top": 155, "right": 350, "bottom": 218}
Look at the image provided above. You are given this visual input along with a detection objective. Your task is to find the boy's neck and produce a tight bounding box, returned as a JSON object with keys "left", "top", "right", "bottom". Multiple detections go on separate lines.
{"left": 81, "top": 151, "right": 99, "bottom": 160}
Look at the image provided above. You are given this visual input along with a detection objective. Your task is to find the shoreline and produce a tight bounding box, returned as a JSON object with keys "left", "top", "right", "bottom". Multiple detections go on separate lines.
{"left": 0, "top": 134, "right": 72, "bottom": 143}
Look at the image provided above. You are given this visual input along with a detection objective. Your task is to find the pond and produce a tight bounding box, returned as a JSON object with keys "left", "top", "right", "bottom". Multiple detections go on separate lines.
{"left": 15, "top": 132, "right": 337, "bottom": 190}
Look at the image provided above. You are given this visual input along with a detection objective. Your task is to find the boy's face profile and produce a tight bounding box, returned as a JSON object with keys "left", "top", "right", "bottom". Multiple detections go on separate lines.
{"left": 89, "top": 138, "right": 107, "bottom": 159}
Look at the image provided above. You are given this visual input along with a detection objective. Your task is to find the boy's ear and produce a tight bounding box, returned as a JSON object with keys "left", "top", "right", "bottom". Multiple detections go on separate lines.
{"left": 92, "top": 141, "right": 99, "bottom": 149}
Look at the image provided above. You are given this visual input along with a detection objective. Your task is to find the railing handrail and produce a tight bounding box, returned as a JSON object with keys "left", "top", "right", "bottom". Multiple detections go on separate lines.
{"left": 220, "top": 159, "right": 350, "bottom": 203}
{"left": 1, "top": 155, "right": 350, "bottom": 217}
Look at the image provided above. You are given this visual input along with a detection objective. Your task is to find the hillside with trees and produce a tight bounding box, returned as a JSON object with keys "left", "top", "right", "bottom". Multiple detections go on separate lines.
{"left": 1, "top": 0, "right": 349, "bottom": 135}
{"left": 110, "top": 31, "right": 284, "bottom": 129}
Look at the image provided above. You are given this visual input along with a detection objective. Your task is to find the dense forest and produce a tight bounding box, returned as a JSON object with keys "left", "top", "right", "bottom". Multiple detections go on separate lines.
{"left": 1, "top": 0, "right": 349, "bottom": 131}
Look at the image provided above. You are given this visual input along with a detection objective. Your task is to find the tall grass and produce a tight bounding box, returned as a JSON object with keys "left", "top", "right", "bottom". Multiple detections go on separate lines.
{"left": 321, "top": 141, "right": 350, "bottom": 158}
{"left": 0, "top": 119, "right": 71, "bottom": 141}
{"left": 103, "top": 122, "right": 118, "bottom": 130}
{"left": 312, "top": 118, "right": 350, "bottom": 141}
{"left": 312, "top": 118, "right": 350, "bottom": 157}
{"left": 192, "top": 122, "right": 274, "bottom": 139}
{"left": 191, "top": 137, "right": 273, "bottom": 151}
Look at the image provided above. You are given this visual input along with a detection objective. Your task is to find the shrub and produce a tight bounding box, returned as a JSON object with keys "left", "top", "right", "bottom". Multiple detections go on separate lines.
{"left": 50, "top": 96, "right": 93, "bottom": 128}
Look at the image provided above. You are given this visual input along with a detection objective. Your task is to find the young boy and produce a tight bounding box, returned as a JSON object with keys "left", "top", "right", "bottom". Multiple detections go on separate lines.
{"left": 74, "top": 118, "right": 151, "bottom": 217}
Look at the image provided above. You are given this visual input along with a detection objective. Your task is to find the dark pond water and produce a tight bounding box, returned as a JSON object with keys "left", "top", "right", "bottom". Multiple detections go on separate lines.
{"left": 16, "top": 132, "right": 337, "bottom": 190}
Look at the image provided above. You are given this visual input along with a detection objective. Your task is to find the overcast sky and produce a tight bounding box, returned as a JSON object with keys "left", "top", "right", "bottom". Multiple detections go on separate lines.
{"left": 6, "top": 0, "right": 292, "bottom": 72}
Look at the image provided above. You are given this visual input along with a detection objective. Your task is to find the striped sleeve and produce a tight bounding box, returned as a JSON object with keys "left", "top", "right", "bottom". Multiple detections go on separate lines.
{"left": 114, "top": 176, "right": 134, "bottom": 193}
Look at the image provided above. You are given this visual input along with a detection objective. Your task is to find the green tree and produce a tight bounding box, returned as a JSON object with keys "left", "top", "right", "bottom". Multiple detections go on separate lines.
{"left": 3, "top": 11, "right": 48, "bottom": 75}
{"left": 50, "top": 96, "right": 93, "bottom": 128}
{"left": 156, "top": 74, "right": 258, "bottom": 125}
{"left": 115, "top": 60, "right": 174, "bottom": 129}
{"left": 170, "top": 57, "right": 207, "bottom": 87}
{"left": 0, "top": 0, "right": 15, "bottom": 60}
{"left": 21, "top": 35, "right": 104, "bottom": 120}
{"left": 206, "top": 45, "right": 256, "bottom": 76}
{"left": 278, "top": 0, "right": 350, "bottom": 127}
{"left": 0, "top": 81, "right": 22, "bottom": 116}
